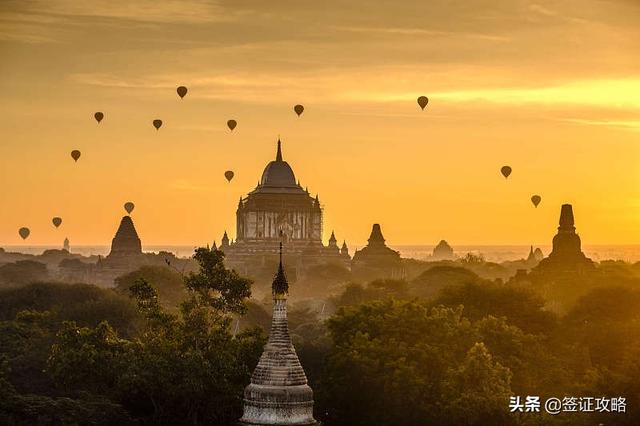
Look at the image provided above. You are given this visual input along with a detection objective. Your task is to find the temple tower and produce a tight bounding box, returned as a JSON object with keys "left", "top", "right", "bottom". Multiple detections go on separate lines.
{"left": 221, "top": 231, "right": 230, "bottom": 250}
{"left": 108, "top": 216, "right": 142, "bottom": 257}
{"left": 352, "top": 224, "right": 403, "bottom": 280}
{"left": 240, "top": 244, "right": 318, "bottom": 425}
{"left": 327, "top": 231, "right": 338, "bottom": 252}
{"left": 536, "top": 204, "right": 593, "bottom": 271}
{"left": 432, "top": 240, "right": 454, "bottom": 260}
{"left": 340, "top": 241, "right": 349, "bottom": 257}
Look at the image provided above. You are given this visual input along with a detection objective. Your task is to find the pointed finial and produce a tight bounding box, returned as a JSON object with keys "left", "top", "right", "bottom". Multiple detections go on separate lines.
{"left": 276, "top": 138, "right": 283, "bottom": 161}
{"left": 272, "top": 230, "right": 289, "bottom": 297}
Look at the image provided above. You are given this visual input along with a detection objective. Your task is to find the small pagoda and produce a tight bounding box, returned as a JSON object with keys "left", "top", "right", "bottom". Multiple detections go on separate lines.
{"left": 535, "top": 204, "right": 594, "bottom": 272}
{"left": 239, "top": 244, "right": 318, "bottom": 426}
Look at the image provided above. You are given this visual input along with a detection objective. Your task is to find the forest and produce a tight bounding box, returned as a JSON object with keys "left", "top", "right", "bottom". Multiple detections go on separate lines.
{"left": 1, "top": 248, "right": 639, "bottom": 425}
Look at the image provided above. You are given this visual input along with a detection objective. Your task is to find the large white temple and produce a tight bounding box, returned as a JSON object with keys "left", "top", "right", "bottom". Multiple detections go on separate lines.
{"left": 220, "top": 139, "right": 350, "bottom": 273}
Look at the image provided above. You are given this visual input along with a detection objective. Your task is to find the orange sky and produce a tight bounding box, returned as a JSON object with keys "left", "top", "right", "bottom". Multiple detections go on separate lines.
{"left": 1, "top": 0, "right": 639, "bottom": 248}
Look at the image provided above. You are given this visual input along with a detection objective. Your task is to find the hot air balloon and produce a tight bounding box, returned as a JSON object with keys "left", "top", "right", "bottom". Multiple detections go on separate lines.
{"left": 224, "top": 170, "right": 234, "bottom": 182}
{"left": 294, "top": 104, "right": 304, "bottom": 116}
{"left": 71, "top": 150, "right": 81, "bottom": 162}
{"left": 177, "top": 86, "right": 188, "bottom": 99}
{"left": 227, "top": 120, "right": 237, "bottom": 131}
{"left": 124, "top": 202, "right": 135, "bottom": 215}
{"left": 501, "top": 166, "right": 512, "bottom": 179}
{"left": 18, "top": 227, "right": 30, "bottom": 240}
{"left": 94, "top": 112, "right": 104, "bottom": 123}
{"left": 417, "top": 96, "right": 429, "bottom": 110}
{"left": 531, "top": 195, "right": 541, "bottom": 208}
{"left": 153, "top": 119, "right": 163, "bottom": 130}
{"left": 52, "top": 217, "right": 62, "bottom": 228}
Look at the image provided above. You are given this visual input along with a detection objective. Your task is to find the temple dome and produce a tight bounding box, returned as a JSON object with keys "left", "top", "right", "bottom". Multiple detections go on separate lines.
{"left": 260, "top": 139, "right": 297, "bottom": 188}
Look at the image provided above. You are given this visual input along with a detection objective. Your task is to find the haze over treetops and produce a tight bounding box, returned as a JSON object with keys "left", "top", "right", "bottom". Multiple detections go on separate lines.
{"left": 1, "top": 0, "right": 639, "bottom": 246}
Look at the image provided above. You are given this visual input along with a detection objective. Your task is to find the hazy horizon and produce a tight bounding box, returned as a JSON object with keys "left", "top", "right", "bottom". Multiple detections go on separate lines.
{"left": 5, "top": 243, "right": 640, "bottom": 263}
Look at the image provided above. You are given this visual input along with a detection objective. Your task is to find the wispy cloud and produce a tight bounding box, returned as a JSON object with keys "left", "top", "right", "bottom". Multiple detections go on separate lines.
{"left": 344, "top": 79, "right": 640, "bottom": 109}
{"left": 13, "top": 0, "right": 228, "bottom": 24}
{"left": 0, "top": 0, "right": 230, "bottom": 44}
{"left": 335, "top": 25, "right": 511, "bottom": 42}
{"left": 560, "top": 118, "right": 640, "bottom": 131}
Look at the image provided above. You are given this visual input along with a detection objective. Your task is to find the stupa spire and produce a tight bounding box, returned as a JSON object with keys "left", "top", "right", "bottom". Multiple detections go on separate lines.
{"left": 239, "top": 244, "right": 317, "bottom": 425}
{"left": 276, "top": 138, "right": 283, "bottom": 161}
{"left": 368, "top": 223, "right": 386, "bottom": 246}
{"left": 273, "top": 242, "right": 288, "bottom": 297}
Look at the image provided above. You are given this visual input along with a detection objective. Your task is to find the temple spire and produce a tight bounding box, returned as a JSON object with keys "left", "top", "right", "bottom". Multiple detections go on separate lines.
{"left": 559, "top": 204, "right": 575, "bottom": 231}
{"left": 328, "top": 231, "right": 337, "bottom": 248}
{"left": 368, "top": 223, "right": 386, "bottom": 246}
{"left": 276, "top": 138, "right": 283, "bottom": 161}
{"left": 273, "top": 240, "right": 288, "bottom": 297}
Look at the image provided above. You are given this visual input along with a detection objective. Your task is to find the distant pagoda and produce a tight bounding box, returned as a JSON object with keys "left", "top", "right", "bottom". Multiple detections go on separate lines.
{"left": 432, "top": 240, "right": 455, "bottom": 260}
{"left": 535, "top": 204, "right": 593, "bottom": 272}
{"left": 352, "top": 224, "right": 404, "bottom": 279}
{"left": 240, "top": 244, "right": 317, "bottom": 426}
{"left": 108, "top": 216, "right": 142, "bottom": 257}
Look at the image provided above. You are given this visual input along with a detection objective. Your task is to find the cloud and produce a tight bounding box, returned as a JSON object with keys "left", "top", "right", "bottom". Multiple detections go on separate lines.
{"left": 0, "top": 0, "right": 230, "bottom": 44}
{"left": 560, "top": 118, "right": 640, "bottom": 131}
{"left": 7, "top": 0, "right": 228, "bottom": 24}
{"left": 334, "top": 25, "right": 511, "bottom": 42}
{"left": 344, "top": 79, "right": 640, "bottom": 109}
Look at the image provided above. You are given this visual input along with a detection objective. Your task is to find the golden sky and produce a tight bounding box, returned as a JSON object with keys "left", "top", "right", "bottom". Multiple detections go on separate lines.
{"left": 1, "top": 0, "right": 639, "bottom": 247}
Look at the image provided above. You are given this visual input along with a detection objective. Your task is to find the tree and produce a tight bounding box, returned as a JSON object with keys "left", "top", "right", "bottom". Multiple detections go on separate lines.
{"left": 410, "top": 265, "right": 480, "bottom": 299}
{"left": 183, "top": 247, "right": 252, "bottom": 315}
{"left": 433, "top": 280, "right": 557, "bottom": 335}
{"left": 0, "top": 260, "right": 49, "bottom": 287}
{"left": 0, "top": 282, "right": 140, "bottom": 336}
{"left": 47, "top": 247, "right": 265, "bottom": 425}
{"left": 322, "top": 299, "right": 482, "bottom": 425}
{"left": 332, "top": 279, "right": 410, "bottom": 308}
{"left": 441, "top": 342, "right": 512, "bottom": 426}
{"left": 115, "top": 265, "right": 187, "bottom": 309}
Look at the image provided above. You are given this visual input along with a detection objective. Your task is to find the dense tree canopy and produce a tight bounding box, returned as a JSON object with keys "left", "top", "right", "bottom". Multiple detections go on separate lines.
{"left": 115, "top": 265, "right": 187, "bottom": 309}
{"left": 1, "top": 249, "right": 640, "bottom": 425}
